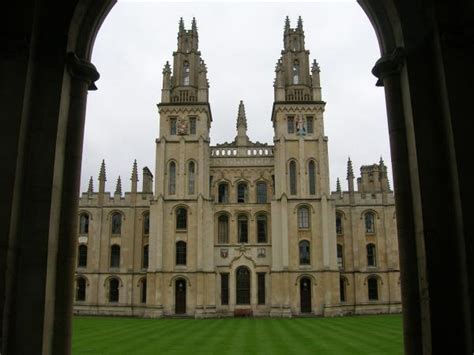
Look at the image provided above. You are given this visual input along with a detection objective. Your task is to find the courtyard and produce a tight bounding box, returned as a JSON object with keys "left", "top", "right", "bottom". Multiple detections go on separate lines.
{"left": 72, "top": 314, "right": 403, "bottom": 354}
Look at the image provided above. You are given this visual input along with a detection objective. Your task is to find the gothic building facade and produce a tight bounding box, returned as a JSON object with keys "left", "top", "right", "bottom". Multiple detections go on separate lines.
{"left": 73, "top": 17, "right": 401, "bottom": 318}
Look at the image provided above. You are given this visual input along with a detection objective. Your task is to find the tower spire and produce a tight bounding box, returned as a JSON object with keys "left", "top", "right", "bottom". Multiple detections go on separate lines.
{"left": 285, "top": 16, "right": 290, "bottom": 32}
{"left": 179, "top": 17, "right": 184, "bottom": 33}
{"left": 235, "top": 100, "right": 249, "bottom": 146}
{"left": 192, "top": 17, "right": 197, "bottom": 33}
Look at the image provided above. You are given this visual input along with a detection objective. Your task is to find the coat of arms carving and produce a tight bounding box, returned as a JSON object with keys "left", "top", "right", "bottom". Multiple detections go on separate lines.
{"left": 177, "top": 118, "right": 188, "bottom": 135}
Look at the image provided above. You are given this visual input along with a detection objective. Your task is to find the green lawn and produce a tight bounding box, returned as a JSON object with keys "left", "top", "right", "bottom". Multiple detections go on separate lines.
{"left": 72, "top": 314, "right": 403, "bottom": 355}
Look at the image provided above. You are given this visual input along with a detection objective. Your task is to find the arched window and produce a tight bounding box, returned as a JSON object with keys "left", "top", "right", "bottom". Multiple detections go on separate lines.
{"left": 368, "top": 277, "right": 379, "bottom": 300}
{"left": 218, "top": 182, "right": 229, "bottom": 203}
{"left": 237, "top": 214, "right": 248, "bottom": 243}
{"left": 218, "top": 214, "right": 229, "bottom": 244}
{"left": 365, "top": 212, "right": 375, "bottom": 233}
{"left": 176, "top": 241, "right": 187, "bottom": 265}
{"left": 76, "top": 277, "right": 86, "bottom": 301}
{"left": 299, "top": 240, "right": 310, "bottom": 265}
{"left": 188, "top": 161, "right": 195, "bottom": 195}
{"left": 237, "top": 182, "right": 248, "bottom": 203}
{"left": 337, "top": 244, "right": 344, "bottom": 268}
{"left": 308, "top": 160, "right": 316, "bottom": 195}
{"left": 79, "top": 213, "right": 89, "bottom": 234}
{"left": 143, "top": 212, "right": 150, "bottom": 235}
{"left": 336, "top": 212, "right": 343, "bottom": 235}
{"left": 169, "top": 161, "right": 176, "bottom": 195}
{"left": 236, "top": 266, "right": 250, "bottom": 305}
{"left": 109, "top": 278, "right": 119, "bottom": 303}
{"left": 176, "top": 207, "right": 187, "bottom": 230}
{"left": 367, "top": 243, "right": 376, "bottom": 267}
{"left": 78, "top": 245, "right": 87, "bottom": 268}
{"left": 183, "top": 61, "right": 190, "bottom": 85}
{"left": 110, "top": 245, "right": 120, "bottom": 268}
{"left": 111, "top": 212, "right": 122, "bottom": 235}
{"left": 140, "top": 278, "right": 147, "bottom": 304}
{"left": 289, "top": 161, "right": 297, "bottom": 195}
{"left": 257, "top": 214, "right": 267, "bottom": 243}
{"left": 298, "top": 206, "right": 310, "bottom": 229}
{"left": 340, "top": 277, "right": 346, "bottom": 302}
{"left": 142, "top": 245, "right": 149, "bottom": 269}
{"left": 256, "top": 182, "right": 267, "bottom": 203}
{"left": 292, "top": 60, "right": 299, "bottom": 84}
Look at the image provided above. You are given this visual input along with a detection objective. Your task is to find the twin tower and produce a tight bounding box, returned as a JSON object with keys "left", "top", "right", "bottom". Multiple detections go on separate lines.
{"left": 75, "top": 17, "right": 400, "bottom": 318}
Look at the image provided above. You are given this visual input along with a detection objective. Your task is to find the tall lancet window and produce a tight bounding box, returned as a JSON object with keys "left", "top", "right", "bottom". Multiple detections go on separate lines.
{"left": 169, "top": 161, "right": 176, "bottom": 195}
{"left": 289, "top": 160, "right": 297, "bottom": 195}
{"left": 188, "top": 161, "right": 195, "bottom": 195}
{"left": 183, "top": 61, "right": 190, "bottom": 86}
{"left": 308, "top": 160, "right": 316, "bottom": 195}
{"left": 292, "top": 60, "right": 299, "bottom": 85}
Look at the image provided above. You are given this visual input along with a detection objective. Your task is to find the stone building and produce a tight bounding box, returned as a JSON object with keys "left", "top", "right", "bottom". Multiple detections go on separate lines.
{"left": 73, "top": 17, "right": 401, "bottom": 318}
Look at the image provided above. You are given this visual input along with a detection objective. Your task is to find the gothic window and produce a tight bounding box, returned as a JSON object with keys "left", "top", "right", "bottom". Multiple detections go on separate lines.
{"left": 79, "top": 213, "right": 89, "bottom": 234}
{"left": 218, "top": 214, "right": 229, "bottom": 244}
{"left": 176, "top": 241, "right": 187, "bottom": 265}
{"left": 287, "top": 116, "right": 295, "bottom": 134}
{"left": 78, "top": 245, "right": 87, "bottom": 268}
{"left": 257, "top": 273, "right": 266, "bottom": 305}
{"left": 336, "top": 212, "right": 343, "bottom": 235}
{"left": 365, "top": 212, "right": 375, "bottom": 233}
{"left": 337, "top": 244, "right": 344, "bottom": 268}
{"left": 170, "top": 118, "right": 177, "bottom": 135}
{"left": 76, "top": 277, "right": 86, "bottom": 302}
{"left": 110, "top": 245, "right": 120, "bottom": 268}
{"left": 308, "top": 160, "right": 316, "bottom": 195}
{"left": 238, "top": 214, "right": 248, "bottom": 243}
{"left": 257, "top": 214, "right": 267, "bottom": 243}
{"left": 168, "top": 161, "right": 176, "bottom": 195}
{"left": 183, "top": 61, "right": 190, "bottom": 85}
{"left": 221, "top": 273, "right": 229, "bottom": 305}
{"left": 368, "top": 277, "right": 379, "bottom": 300}
{"left": 367, "top": 243, "right": 376, "bottom": 267}
{"left": 189, "top": 117, "right": 196, "bottom": 134}
{"left": 237, "top": 182, "right": 248, "bottom": 203}
{"left": 140, "top": 278, "right": 147, "bottom": 304}
{"left": 218, "top": 182, "right": 229, "bottom": 203}
{"left": 340, "top": 277, "right": 346, "bottom": 302}
{"left": 289, "top": 160, "right": 297, "bottom": 195}
{"left": 143, "top": 212, "right": 150, "bottom": 235}
{"left": 299, "top": 240, "right": 311, "bottom": 265}
{"left": 306, "top": 116, "right": 314, "bottom": 134}
{"left": 188, "top": 161, "right": 195, "bottom": 195}
{"left": 256, "top": 182, "right": 267, "bottom": 203}
{"left": 236, "top": 266, "right": 250, "bottom": 305}
{"left": 298, "top": 206, "right": 310, "bottom": 229}
{"left": 111, "top": 212, "right": 122, "bottom": 235}
{"left": 142, "top": 245, "right": 149, "bottom": 269}
{"left": 176, "top": 207, "right": 187, "bottom": 230}
{"left": 292, "top": 60, "right": 300, "bottom": 84}
{"left": 109, "top": 278, "right": 119, "bottom": 303}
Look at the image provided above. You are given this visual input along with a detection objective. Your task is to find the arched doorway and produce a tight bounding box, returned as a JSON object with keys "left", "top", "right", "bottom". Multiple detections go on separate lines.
{"left": 175, "top": 279, "right": 186, "bottom": 314}
{"left": 300, "top": 277, "right": 312, "bottom": 313}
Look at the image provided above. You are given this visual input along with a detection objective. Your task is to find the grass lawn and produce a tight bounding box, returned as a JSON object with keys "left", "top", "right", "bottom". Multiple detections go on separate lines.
{"left": 72, "top": 314, "right": 403, "bottom": 355}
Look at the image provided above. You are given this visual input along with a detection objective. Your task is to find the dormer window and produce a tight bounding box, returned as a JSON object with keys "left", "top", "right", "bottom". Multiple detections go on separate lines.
{"left": 292, "top": 60, "right": 299, "bottom": 84}
{"left": 183, "top": 61, "right": 190, "bottom": 85}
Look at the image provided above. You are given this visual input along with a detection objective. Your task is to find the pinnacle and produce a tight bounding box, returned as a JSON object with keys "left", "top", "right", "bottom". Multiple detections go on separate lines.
{"left": 336, "top": 177, "right": 341, "bottom": 192}
{"left": 87, "top": 176, "right": 94, "bottom": 193}
{"left": 346, "top": 157, "right": 354, "bottom": 179}
{"left": 236, "top": 100, "right": 247, "bottom": 129}
{"left": 297, "top": 16, "right": 303, "bottom": 30}
{"left": 99, "top": 159, "right": 106, "bottom": 181}
{"left": 312, "top": 59, "right": 320, "bottom": 72}
{"left": 115, "top": 176, "right": 122, "bottom": 196}
{"left": 131, "top": 159, "right": 139, "bottom": 182}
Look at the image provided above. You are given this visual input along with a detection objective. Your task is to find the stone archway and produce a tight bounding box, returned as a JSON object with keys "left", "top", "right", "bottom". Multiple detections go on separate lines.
{"left": 1, "top": 1, "right": 473, "bottom": 354}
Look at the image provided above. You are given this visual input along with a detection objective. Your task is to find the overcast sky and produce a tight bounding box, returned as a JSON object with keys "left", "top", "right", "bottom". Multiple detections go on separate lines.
{"left": 81, "top": 0, "right": 392, "bottom": 194}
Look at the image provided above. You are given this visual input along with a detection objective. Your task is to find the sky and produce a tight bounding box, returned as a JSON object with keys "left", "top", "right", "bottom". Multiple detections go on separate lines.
{"left": 81, "top": 0, "right": 392, "bottom": 194}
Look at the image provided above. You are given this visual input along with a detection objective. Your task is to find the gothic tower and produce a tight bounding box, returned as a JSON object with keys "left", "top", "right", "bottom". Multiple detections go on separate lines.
{"left": 270, "top": 16, "right": 339, "bottom": 316}
{"left": 148, "top": 18, "right": 215, "bottom": 317}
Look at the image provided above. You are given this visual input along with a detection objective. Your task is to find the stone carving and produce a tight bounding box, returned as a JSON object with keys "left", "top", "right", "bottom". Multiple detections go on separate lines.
{"left": 220, "top": 248, "right": 228, "bottom": 258}
{"left": 177, "top": 118, "right": 188, "bottom": 135}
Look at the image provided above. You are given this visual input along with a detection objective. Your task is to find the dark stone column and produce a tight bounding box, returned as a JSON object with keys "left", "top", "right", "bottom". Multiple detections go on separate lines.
{"left": 373, "top": 48, "right": 423, "bottom": 355}
{"left": 51, "top": 53, "right": 99, "bottom": 354}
